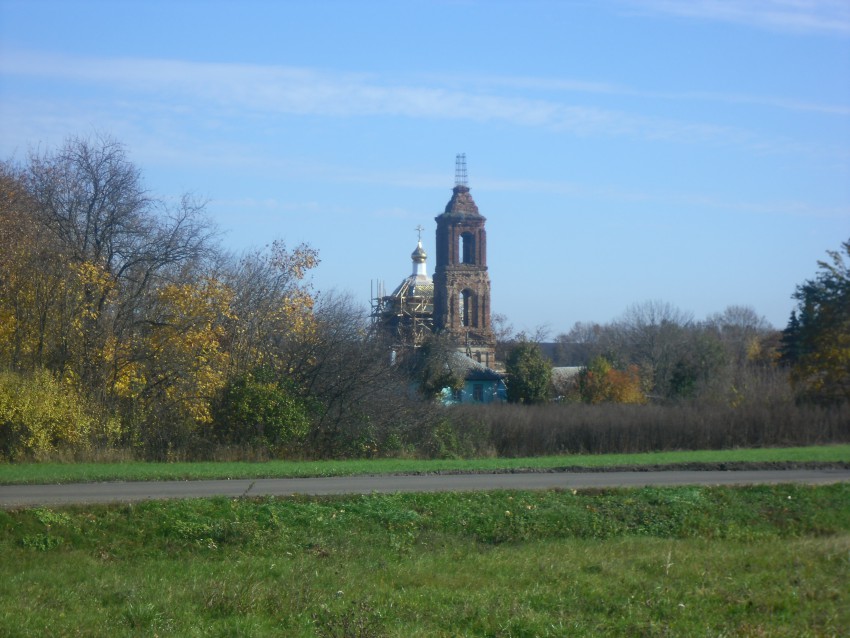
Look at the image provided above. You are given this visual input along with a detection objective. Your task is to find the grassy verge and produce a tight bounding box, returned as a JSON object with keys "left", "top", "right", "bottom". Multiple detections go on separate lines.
{"left": 1, "top": 444, "right": 848, "bottom": 485}
{"left": 1, "top": 484, "right": 848, "bottom": 636}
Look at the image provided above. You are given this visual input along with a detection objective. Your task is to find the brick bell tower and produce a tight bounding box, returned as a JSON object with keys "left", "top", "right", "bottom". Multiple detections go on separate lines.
{"left": 433, "top": 154, "right": 496, "bottom": 367}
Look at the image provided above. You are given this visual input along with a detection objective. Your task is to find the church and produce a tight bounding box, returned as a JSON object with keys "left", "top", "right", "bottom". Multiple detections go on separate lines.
{"left": 372, "top": 155, "right": 504, "bottom": 403}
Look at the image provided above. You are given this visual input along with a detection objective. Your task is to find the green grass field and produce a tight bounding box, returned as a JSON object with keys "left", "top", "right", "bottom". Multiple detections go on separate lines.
{"left": 1, "top": 444, "right": 848, "bottom": 485}
{"left": 2, "top": 483, "right": 849, "bottom": 636}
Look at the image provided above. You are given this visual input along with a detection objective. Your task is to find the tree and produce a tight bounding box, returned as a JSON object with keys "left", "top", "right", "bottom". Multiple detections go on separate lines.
{"left": 505, "top": 340, "right": 552, "bottom": 404}
{"left": 284, "top": 292, "right": 424, "bottom": 457}
{"left": 222, "top": 240, "right": 320, "bottom": 378}
{"left": 705, "top": 305, "right": 772, "bottom": 367}
{"left": 490, "top": 312, "right": 515, "bottom": 362}
{"left": 698, "top": 305, "right": 786, "bottom": 405}
{"left": 576, "top": 356, "right": 645, "bottom": 404}
{"left": 554, "top": 321, "right": 603, "bottom": 366}
{"left": 2, "top": 135, "right": 227, "bottom": 457}
{"left": 4, "top": 134, "right": 374, "bottom": 459}
{"left": 781, "top": 239, "right": 850, "bottom": 404}
{"left": 0, "top": 164, "right": 70, "bottom": 372}
{"left": 139, "top": 277, "right": 234, "bottom": 422}
{"left": 606, "top": 300, "right": 694, "bottom": 399}
{"left": 18, "top": 134, "right": 215, "bottom": 397}
{"left": 410, "top": 332, "right": 465, "bottom": 401}
{"left": 666, "top": 330, "right": 727, "bottom": 401}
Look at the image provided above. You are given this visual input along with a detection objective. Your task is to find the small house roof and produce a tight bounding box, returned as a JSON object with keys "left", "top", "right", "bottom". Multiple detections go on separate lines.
{"left": 449, "top": 351, "right": 504, "bottom": 382}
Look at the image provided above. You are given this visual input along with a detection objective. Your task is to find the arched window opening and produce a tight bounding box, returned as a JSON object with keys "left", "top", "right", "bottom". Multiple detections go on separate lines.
{"left": 460, "top": 289, "right": 475, "bottom": 327}
{"left": 460, "top": 232, "right": 475, "bottom": 264}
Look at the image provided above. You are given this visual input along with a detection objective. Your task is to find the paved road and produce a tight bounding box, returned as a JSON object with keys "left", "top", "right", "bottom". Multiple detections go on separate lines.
{"left": 2, "top": 468, "right": 849, "bottom": 507}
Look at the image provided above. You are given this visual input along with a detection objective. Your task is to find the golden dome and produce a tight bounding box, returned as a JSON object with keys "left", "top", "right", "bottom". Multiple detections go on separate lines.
{"left": 411, "top": 240, "right": 427, "bottom": 263}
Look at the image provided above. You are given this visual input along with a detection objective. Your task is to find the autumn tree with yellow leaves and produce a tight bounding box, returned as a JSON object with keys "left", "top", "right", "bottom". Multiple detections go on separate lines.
{"left": 0, "top": 166, "right": 72, "bottom": 372}
{"left": 223, "top": 240, "right": 320, "bottom": 378}
{"left": 2, "top": 134, "right": 417, "bottom": 459}
{"left": 1, "top": 136, "right": 248, "bottom": 456}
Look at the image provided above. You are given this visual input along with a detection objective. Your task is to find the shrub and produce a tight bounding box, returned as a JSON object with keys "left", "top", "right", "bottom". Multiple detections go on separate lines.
{"left": 0, "top": 369, "right": 120, "bottom": 460}
{"left": 430, "top": 400, "right": 850, "bottom": 458}
{"left": 213, "top": 369, "right": 310, "bottom": 451}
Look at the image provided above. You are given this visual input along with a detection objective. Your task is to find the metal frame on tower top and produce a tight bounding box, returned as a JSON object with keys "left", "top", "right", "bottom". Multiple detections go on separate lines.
{"left": 455, "top": 153, "right": 467, "bottom": 187}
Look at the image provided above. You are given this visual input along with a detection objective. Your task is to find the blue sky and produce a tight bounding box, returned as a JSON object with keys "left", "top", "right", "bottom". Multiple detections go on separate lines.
{"left": 1, "top": 0, "right": 848, "bottom": 334}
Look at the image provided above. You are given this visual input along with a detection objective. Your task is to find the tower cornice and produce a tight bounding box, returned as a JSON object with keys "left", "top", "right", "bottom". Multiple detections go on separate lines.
{"left": 441, "top": 184, "right": 481, "bottom": 217}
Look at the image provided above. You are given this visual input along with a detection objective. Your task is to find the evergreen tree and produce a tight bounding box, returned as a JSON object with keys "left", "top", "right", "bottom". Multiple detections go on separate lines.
{"left": 782, "top": 239, "right": 850, "bottom": 404}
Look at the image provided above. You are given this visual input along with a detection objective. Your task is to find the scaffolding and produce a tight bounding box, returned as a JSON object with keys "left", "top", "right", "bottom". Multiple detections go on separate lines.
{"left": 371, "top": 277, "right": 434, "bottom": 350}
{"left": 455, "top": 153, "right": 468, "bottom": 188}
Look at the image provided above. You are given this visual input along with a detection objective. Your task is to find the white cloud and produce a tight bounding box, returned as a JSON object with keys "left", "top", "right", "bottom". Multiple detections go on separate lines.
{"left": 2, "top": 49, "right": 846, "bottom": 202}
{"left": 473, "top": 73, "right": 850, "bottom": 117}
{"left": 621, "top": 0, "right": 850, "bottom": 35}
{"left": 3, "top": 49, "right": 840, "bottom": 156}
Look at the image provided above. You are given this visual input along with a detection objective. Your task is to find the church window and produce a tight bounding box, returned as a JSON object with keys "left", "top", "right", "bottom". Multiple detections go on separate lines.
{"left": 460, "top": 290, "right": 474, "bottom": 327}
{"left": 460, "top": 232, "right": 475, "bottom": 264}
{"left": 460, "top": 289, "right": 477, "bottom": 327}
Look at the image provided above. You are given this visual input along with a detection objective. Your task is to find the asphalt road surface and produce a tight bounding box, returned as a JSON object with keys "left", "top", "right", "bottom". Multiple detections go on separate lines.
{"left": 2, "top": 468, "right": 849, "bottom": 507}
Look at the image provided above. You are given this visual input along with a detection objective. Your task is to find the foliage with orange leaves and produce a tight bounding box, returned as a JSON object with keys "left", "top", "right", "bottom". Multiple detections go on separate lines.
{"left": 577, "top": 356, "right": 646, "bottom": 405}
